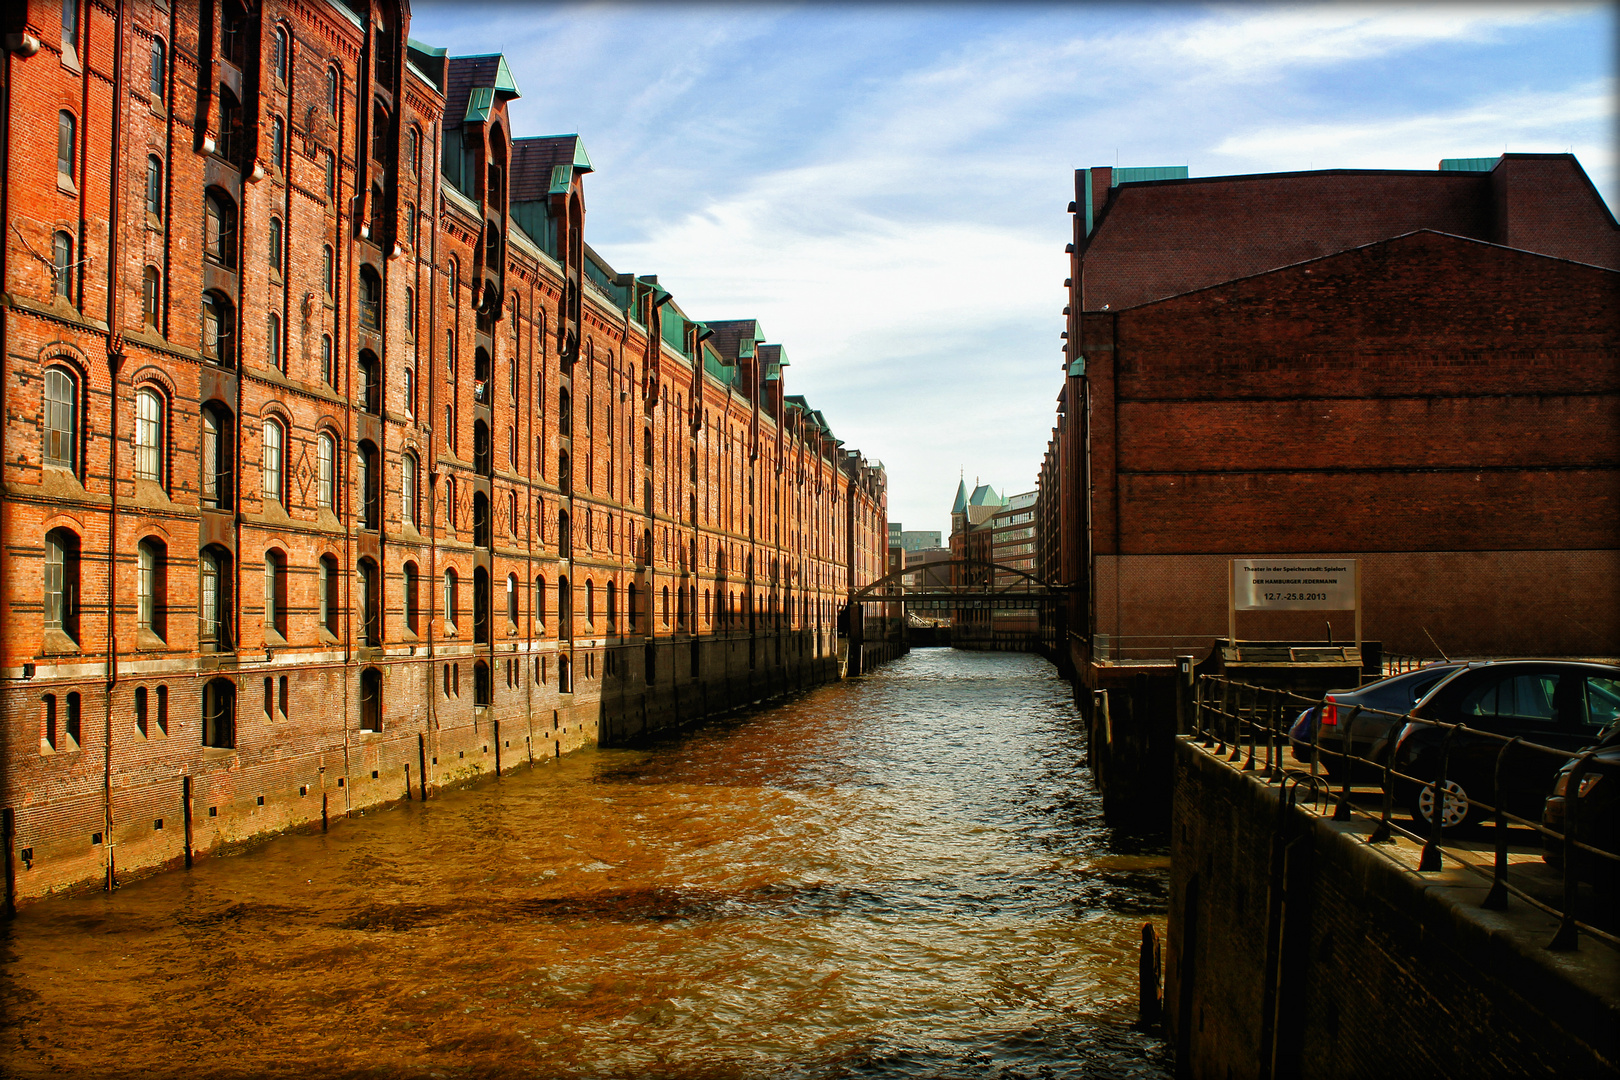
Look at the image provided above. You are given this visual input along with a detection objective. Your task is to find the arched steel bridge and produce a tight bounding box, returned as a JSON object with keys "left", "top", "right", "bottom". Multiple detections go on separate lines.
{"left": 847, "top": 558, "right": 1063, "bottom": 606}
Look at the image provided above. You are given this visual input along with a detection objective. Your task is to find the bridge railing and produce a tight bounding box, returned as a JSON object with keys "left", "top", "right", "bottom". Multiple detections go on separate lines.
{"left": 1190, "top": 674, "right": 1619, "bottom": 953}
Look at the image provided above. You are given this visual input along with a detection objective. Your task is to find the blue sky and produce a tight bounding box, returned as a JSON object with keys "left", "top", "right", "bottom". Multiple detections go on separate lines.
{"left": 411, "top": 2, "right": 1616, "bottom": 539}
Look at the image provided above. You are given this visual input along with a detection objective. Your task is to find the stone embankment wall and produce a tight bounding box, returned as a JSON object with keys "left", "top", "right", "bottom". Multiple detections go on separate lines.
{"left": 3, "top": 630, "right": 897, "bottom": 909}
{"left": 1167, "top": 737, "right": 1619, "bottom": 1078}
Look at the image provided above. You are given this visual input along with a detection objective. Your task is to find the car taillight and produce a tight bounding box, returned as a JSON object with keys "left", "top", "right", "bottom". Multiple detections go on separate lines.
{"left": 1555, "top": 773, "right": 1604, "bottom": 797}
{"left": 1321, "top": 696, "right": 1338, "bottom": 727}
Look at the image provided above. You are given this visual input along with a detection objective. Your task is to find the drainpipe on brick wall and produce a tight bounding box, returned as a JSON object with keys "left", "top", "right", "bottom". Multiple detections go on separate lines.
{"left": 101, "top": 0, "right": 128, "bottom": 894}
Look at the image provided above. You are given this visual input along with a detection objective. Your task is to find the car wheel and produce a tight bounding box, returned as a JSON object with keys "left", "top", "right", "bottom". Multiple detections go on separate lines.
{"left": 1412, "top": 778, "right": 1474, "bottom": 830}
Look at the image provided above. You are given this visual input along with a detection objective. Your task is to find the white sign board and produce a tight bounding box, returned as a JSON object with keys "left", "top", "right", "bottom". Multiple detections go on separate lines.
{"left": 1231, "top": 559, "right": 1358, "bottom": 611}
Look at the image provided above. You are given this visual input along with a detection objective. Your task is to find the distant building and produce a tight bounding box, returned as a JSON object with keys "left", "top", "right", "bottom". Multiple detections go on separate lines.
{"left": 888, "top": 523, "right": 942, "bottom": 553}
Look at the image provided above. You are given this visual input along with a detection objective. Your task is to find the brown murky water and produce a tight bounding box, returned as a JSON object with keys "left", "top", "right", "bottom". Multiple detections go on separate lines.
{"left": 0, "top": 650, "right": 1170, "bottom": 1079}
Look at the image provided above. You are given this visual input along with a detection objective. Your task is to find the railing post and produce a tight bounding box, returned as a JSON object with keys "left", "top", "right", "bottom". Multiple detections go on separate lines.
{"left": 1309, "top": 692, "right": 1329, "bottom": 779}
{"left": 1418, "top": 726, "right": 1457, "bottom": 873}
{"left": 1333, "top": 706, "right": 1362, "bottom": 821}
{"left": 1482, "top": 737, "right": 1521, "bottom": 911}
{"left": 1367, "top": 713, "right": 1404, "bottom": 845}
{"left": 1194, "top": 676, "right": 1209, "bottom": 745}
{"left": 1242, "top": 682, "right": 1259, "bottom": 770}
{"left": 1213, "top": 680, "right": 1229, "bottom": 756}
{"left": 1265, "top": 688, "right": 1283, "bottom": 782}
{"left": 1229, "top": 682, "right": 1248, "bottom": 763}
{"left": 1548, "top": 751, "right": 1594, "bottom": 950}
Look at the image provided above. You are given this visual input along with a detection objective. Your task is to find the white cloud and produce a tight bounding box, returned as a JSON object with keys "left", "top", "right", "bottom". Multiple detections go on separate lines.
{"left": 1170, "top": 3, "right": 1583, "bottom": 76}
{"left": 1210, "top": 78, "right": 1616, "bottom": 188}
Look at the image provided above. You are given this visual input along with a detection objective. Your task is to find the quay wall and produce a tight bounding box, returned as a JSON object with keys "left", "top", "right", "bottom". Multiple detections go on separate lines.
{"left": 1168, "top": 737, "right": 1619, "bottom": 1078}
{"left": 2, "top": 628, "right": 881, "bottom": 907}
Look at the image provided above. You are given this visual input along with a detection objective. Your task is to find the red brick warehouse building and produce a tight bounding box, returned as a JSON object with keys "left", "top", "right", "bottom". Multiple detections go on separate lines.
{"left": 0, "top": 0, "right": 893, "bottom": 905}
{"left": 1038, "top": 154, "right": 1619, "bottom": 677}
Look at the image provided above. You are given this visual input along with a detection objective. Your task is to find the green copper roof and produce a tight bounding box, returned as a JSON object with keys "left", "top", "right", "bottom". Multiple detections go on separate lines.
{"left": 464, "top": 85, "right": 495, "bottom": 124}
{"left": 951, "top": 479, "right": 968, "bottom": 514}
{"left": 549, "top": 163, "right": 573, "bottom": 195}
{"left": 1440, "top": 157, "right": 1498, "bottom": 172}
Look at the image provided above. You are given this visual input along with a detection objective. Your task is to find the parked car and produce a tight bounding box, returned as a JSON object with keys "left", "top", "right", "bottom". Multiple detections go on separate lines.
{"left": 1542, "top": 718, "right": 1620, "bottom": 890}
{"left": 1288, "top": 662, "right": 1464, "bottom": 774}
{"left": 1386, "top": 661, "right": 1620, "bottom": 830}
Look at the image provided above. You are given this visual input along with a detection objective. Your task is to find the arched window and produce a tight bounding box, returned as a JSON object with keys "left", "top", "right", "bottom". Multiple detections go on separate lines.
{"left": 142, "top": 266, "right": 161, "bottom": 327}
{"left": 134, "top": 386, "right": 164, "bottom": 482}
{"left": 323, "top": 150, "right": 336, "bottom": 201}
{"left": 322, "top": 245, "right": 334, "bottom": 295}
{"left": 359, "top": 266, "right": 381, "bottom": 330}
{"left": 319, "top": 554, "right": 340, "bottom": 634}
{"left": 662, "top": 585, "right": 670, "bottom": 626}
{"left": 558, "top": 387, "right": 572, "bottom": 436}
{"left": 52, "top": 231, "right": 73, "bottom": 301}
{"left": 606, "top": 580, "right": 618, "bottom": 630}
{"left": 357, "top": 558, "right": 380, "bottom": 646}
{"left": 57, "top": 111, "right": 75, "bottom": 183}
{"left": 43, "top": 366, "right": 77, "bottom": 470}
{"left": 585, "top": 579, "right": 595, "bottom": 625}
{"left": 202, "top": 678, "right": 236, "bottom": 748}
{"left": 558, "top": 509, "right": 571, "bottom": 558}
{"left": 506, "top": 573, "right": 518, "bottom": 625}
{"left": 321, "top": 334, "right": 334, "bottom": 387}
{"left": 558, "top": 575, "right": 572, "bottom": 638}
{"left": 358, "top": 440, "right": 380, "bottom": 529}
{"left": 44, "top": 527, "right": 80, "bottom": 641}
{"left": 358, "top": 350, "right": 381, "bottom": 412}
{"left": 534, "top": 575, "right": 547, "bottom": 633}
{"left": 264, "top": 549, "right": 288, "bottom": 637}
{"left": 558, "top": 654, "right": 571, "bottom": 693}
{"left": 149, "top": 39, "right": 165, "bottom": 100}
{"left": 403, "top": 365, "right": 415, "bottom": 417}
{"left": 404, "top": 287, "right": 415, "bottom": 338}
{"left": 409, "top": 126, "right": 422, "bottom": 177}
{"left": 268, "top": 216, "right": 283, "bottom": 273}
{"left": 474, "top": 660, "right": 490, "bottom": 708}
{"left": 267, "top": 312, "right": 282, "bottom": 371}
{"left": 201, "top": 292, "right": 235, "bottom": 365}
{"left": 401, "top": 451, "right": 419, "bottom": 527}
{"left": 201, "top": 402, "right": 234, "bottom": 509}
{"left": 272, "top": 26, "right": 288, "bottom": 83}
{"left": 326, "top": 67, "right": 339, "bottom": 115}
{"left": 628, "top": 582, "right": 639, "bottom": 632}
{"left": 270, "top": 115, "right": 285, "bottom": 172}
{"left": 204, "top": 189, "right": 237, "bottom": 266}
{"left": 317, "top": 431, "right": 336, "bottom": 509}
{"left": 261, "top": 417, "right": 284, "bottom": 504}
{"left": 137, "top": 537, "right": 167, "bottom": 640}
{"left": 199, "top": 546, "right": 233, "bottom": 651}
{"left": 443, "top": 568, "right": 458, "bottom": 631}
{"left": 403, "top": 562, "right": 420, "bottom": 635}
{"left": 145, "top": 155, "right": 163, "bottom": 219}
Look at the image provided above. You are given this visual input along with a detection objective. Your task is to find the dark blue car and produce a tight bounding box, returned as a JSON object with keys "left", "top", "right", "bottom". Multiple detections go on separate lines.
{"left": 1288, "top": 662, "right": 1464, "bottom": 774}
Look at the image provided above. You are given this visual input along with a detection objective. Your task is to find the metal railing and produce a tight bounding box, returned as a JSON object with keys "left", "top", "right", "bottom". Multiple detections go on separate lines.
{"left": 1190, "top": 674, "right": 1618, "bottom": 952}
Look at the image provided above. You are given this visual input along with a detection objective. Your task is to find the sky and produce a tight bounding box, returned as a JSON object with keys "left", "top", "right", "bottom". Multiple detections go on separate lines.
{"left": 410, "top": 1, "right": 1616, "bottom": 540}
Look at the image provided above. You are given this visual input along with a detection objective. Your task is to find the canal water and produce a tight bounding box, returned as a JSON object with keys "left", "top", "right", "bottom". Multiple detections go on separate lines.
{"left": 0, "top": 650, "right": 1171, "bottom": 1079}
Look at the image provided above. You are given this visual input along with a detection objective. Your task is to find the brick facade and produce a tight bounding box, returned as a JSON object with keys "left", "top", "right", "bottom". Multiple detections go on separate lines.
{"left": 0, "top": 0, "right": 889, "bottom": 905}
{"left": 1039, "top": 155, "right": 1619, "bottom": 667}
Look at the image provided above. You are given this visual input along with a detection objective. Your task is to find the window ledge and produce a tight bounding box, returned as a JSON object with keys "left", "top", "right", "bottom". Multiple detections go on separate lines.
{"left": 136, "top": 629, "right": 168, "bottom": 651}
{"left": 263, "top": 629, "right": 289, "bottom": 648}
{"left": 42, "top": 629, "right": 80, "bottom": 656}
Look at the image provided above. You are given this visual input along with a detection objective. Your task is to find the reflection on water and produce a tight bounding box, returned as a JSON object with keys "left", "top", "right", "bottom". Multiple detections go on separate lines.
{"left": 0, "top": 650, "right": 1170, "bottom": 1079}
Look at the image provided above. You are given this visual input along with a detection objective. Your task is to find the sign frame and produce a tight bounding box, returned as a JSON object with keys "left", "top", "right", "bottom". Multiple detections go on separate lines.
{"left": 1227, "top": 558, "right": 1361, "bottom": 656}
